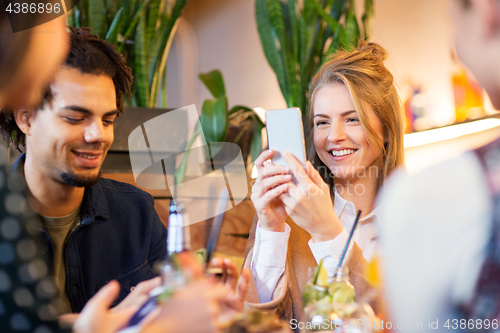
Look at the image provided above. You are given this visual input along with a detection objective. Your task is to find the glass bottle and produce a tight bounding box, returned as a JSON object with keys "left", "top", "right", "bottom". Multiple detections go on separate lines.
{"left": 327, "top": 267, "right": 356, "bottom": 321}
{"left": 327, "top": 267, "right": 355, "bottom": 304}
{"left": 156, "top": 200, "right": 191, "bottom": 303}
{"left": 302, "top": 267, "right": 329, "bottom": 310}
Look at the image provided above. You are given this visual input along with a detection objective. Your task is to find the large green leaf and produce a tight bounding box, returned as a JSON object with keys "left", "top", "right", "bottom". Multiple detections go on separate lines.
{"left": 88, "top": 0, "right": 107, "bottom": 39}
{"left": 362, "top": 0, "right": 374, "bottom": 40}
{"left": 330, "top": 0, "right": 348, "bottom": 21}
{"left": 105, "top": 7, "right": 124, "bottom": 45}
{"left": 78, "top": 0, "right": 88, "bottom": 26}
{"left": 150, "top": 18, "right": 180, "bottom": 107}
{"left": 164, "top": 0, "right": 187, "bottom": 37}
{"left": 256, "top": 0, "right": 289, "bottom": 104}
{"left": 122, "top": 0, "right": 131, "bottom": 23}
{"left": 148, "top": 0, "right": 186, "bottom": 107}
{"left": 146, "top": 0, "right": 162, "bottom": 47}
{"left": 250, "top": 118, "right": 265, "bottom": 162}
{"left": 286, "top": 0, "right": 299, "bottom": 76}
{"left": 199, "top": 70, "right": 226, "bottom": 99}
{"left": 66, "top": 8, "right": 75, "bottom": 27}
{"left": 325, "top": 23, "right": 343, "bottom": 59}
{"left": 148, "top": 16, "right": 170, "bottom": 98}
{"left": 174, "top": 123, "right": 201, "bottom": 185}
{"left": 341, "top": 6, "right": 360, "bottom": 50}
{"left": 267, "top": 0, "right": 294, "bottom": 106}
{"left": 312, "top": 1, "right": 340, "bottom": 33}
{"left": 118, "top": 0, "right": 149, "bottom": 54}
{"left": 200, "top": 97, "right": 228, "bottom": 144}
{"left": 73, "top": 6, "right": 80, "bottom": 28}
{"left": 134, "top": 10, "right": 149, "bottom": 107}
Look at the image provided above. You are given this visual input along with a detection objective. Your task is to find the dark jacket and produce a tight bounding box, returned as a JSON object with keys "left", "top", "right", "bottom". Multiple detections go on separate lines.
{"left": 13, "top": 155, "right": 168, "bottom": 313}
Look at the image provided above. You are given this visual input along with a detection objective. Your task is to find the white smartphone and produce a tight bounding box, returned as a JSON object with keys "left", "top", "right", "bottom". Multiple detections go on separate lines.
{"left": 266, "top": 107, "right": 306, "bottom": 168}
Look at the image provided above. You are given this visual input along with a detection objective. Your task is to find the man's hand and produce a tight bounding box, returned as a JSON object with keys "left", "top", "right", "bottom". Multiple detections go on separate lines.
{"left": 143, "top": 281, "right": 230, "bottom": 333}
{"left": 209, "top": 257, "right": 250, "bottom": 323}
{"left": 112, "top": 277, "right": 162, "bottom": 313}
{"left": 73, "top": 280, "right": 135, "bottom": 333}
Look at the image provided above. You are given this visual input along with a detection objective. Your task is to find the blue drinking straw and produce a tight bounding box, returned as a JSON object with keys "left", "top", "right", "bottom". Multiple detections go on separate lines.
{"left": 337, "top": 210, "right": 362, "bottom": 270}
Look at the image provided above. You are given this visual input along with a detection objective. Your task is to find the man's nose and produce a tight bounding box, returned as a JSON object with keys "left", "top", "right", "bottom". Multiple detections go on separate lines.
{"left": 84, "top": 120, "right": 106, "bottom": 143}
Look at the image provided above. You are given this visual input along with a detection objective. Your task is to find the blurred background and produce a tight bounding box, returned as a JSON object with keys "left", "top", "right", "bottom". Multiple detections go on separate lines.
{"left": 165, "top": 0, "right": 500, "bottom": 173}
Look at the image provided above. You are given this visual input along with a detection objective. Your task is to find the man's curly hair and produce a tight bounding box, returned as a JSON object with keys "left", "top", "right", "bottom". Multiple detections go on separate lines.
{"left": 0, "top": 27, "right": 133, "bottom": 151}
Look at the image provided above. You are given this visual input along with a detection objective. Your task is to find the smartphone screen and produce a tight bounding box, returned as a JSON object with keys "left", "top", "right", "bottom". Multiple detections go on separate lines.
{"left": 266, "top": 107, "right": 306, "bottom": 167}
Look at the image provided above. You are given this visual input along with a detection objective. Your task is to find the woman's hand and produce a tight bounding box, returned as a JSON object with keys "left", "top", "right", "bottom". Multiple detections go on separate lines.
{"left": 279, "top": 152, "right": 344, "bottom": 242}
{"left": 250, "top": 150, "right": 292, "bottom": 232}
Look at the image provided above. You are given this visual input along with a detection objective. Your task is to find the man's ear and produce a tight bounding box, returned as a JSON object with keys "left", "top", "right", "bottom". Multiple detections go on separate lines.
{"left": 471, "top": 0, "right": 500, "bottom": 39}
{"left": 13, "top": 109, "right": 34, "bottom": 135}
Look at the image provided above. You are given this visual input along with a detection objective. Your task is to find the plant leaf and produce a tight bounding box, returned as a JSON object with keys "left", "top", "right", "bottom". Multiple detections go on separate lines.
{"left": 362, "top": 0, "right": 374, "bottom": 40}
{"left": 88, "top": 0, "right": 107, "bottom": 38}
{"left": 122, "top": 0, "right": 131, "bottom": 23}
{"left": 146, "top": 0, "right": 162, "bottom": 47}
{"left": 267, "top": 0, "right": 294, "bottom": 107}
{"left": 118, "top": 0, "right": 149, "bottom": 54}
{"left": 250, "top": 118, "right": 265, "bottom": 162}
{"left": 200, "top": 96, "right": 228, "bottom": 144}
{"left": 342, "top": 4, "right": 360, "bottom": 50}
{"left": 330, "top": 0, "right": 348, "bottom": 21}
{"left": 312, "top": 1, "right": 340, "bottom": 32}
{"left": 66, "top": 8, "right": 75, "bottom": 27}
{"left": 73, "top": 6, "right": 81, "bottom": 28}
{"left": 174, "top": 124, "right": 201, "bottom": 185}
{"left": 134, "top": 9, "right": 149, "bottom": 107}
{"left": 150, "top": 18, "right": 181, "bottom": 107}
{"left": 199, "top": 70, "right": 226, "bottom": 99}
{"left": 105, "top": 7, "right": 124, "bottom": 45}
{"left": 256, "top": 0, "right": 289, "bottom": 105}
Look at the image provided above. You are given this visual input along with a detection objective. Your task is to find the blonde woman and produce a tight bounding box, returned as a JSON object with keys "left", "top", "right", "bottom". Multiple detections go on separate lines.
{"left": 243, "top": 41, "right": 404, "bottom": 321}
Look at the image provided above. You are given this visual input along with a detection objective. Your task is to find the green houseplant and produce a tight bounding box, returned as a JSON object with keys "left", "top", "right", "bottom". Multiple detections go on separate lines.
{"left": 175, "top": 70, "right": 265, "bottom": 184}
{"left": 256, "top": 0, "right": 373, "bottom": 116}
{"left": 67, "top": 0, "right": 186, "bottom": 108}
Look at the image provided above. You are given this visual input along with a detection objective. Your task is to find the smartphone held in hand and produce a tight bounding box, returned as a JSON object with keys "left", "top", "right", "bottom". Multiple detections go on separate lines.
{"left": 266, "top": 107, "right": 306, "bottom": 168}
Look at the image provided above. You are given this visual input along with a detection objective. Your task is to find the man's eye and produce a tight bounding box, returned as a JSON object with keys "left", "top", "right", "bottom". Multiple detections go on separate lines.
{"left": 103, "top": 120, "right": 115, "bottom": 125}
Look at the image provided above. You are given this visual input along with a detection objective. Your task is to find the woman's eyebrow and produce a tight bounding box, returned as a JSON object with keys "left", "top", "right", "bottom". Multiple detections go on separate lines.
{"left": 313, "top": 113, "right": 330, "bottom": 118}
{"left": 340, "top": 110, "right": 357, "bottom": 117}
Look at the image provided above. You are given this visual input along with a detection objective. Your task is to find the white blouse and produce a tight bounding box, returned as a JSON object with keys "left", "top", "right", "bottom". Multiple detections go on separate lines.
{"left": 250, "top": 189, "right": 380, "bottom": 303}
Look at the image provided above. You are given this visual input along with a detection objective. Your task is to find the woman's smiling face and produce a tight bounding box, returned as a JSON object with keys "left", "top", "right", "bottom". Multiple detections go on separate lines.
{"left": 313, "top": 82, "right": 384, "bottom": 181}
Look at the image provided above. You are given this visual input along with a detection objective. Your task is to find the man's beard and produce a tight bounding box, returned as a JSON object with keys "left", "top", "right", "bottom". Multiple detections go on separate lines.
{"left": 60, "top": 171, "right": 102, "bottom": 187}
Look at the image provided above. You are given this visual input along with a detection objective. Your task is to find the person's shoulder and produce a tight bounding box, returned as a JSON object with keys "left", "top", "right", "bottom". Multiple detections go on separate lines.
{"left": 383, "top": 151, "right": 483, "bottom": 200}
{"left": 379, "top": 150, "right": 491, "bottom": 231}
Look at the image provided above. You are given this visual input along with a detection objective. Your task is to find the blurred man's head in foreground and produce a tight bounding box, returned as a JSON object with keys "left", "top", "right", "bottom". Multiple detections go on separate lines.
{"left": 450, "top": 0, "right": 500, "bottom": 108}
{"left": 0, "top": 0, "right": 68, "bottom": 109}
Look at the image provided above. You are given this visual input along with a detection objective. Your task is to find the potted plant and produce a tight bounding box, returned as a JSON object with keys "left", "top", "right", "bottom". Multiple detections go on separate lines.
{"left": 175, "top": 69, "right": 265, "bottom": 184}
{"left": 255, "top": 0, "right": 373, "bottom": 118}
{"left": 67, "top": 0, "right": 186, "bottom": 108}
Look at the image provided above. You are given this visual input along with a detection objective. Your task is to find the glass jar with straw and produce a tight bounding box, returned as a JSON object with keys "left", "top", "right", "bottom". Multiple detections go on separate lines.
{"left": 301, "top": 210, "right": 363, "bottom": 332}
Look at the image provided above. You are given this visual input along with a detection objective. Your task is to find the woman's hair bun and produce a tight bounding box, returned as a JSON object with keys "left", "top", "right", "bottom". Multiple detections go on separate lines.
{"left": 357, "top": 40, "right": 388, "bottom": 62}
